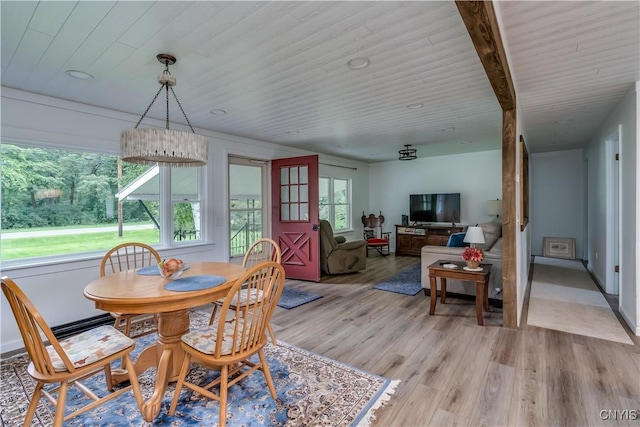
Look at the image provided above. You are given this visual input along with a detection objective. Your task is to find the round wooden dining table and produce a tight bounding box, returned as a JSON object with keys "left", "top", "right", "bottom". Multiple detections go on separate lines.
{"left": 84, "top": 261, "right": 246, "bottom": 422}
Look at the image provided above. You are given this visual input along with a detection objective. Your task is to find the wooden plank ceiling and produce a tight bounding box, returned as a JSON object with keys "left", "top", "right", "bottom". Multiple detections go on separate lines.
{"left": 1, "top": 1, "right": 638, "bottom": 161}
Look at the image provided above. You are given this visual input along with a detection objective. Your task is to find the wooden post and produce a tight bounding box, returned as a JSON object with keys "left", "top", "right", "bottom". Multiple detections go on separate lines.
{"left": 456, "top": 0, "right": 519, "bottom": 328}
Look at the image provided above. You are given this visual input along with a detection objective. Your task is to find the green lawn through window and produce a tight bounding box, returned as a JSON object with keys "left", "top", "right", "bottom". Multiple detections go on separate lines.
{"left": 1, "top": 229, "right": 159, "bottom": 260}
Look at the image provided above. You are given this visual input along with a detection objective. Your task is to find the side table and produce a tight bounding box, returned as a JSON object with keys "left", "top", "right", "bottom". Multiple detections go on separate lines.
{"left": 426, "top": 260, "right": 492, "bottom": 326}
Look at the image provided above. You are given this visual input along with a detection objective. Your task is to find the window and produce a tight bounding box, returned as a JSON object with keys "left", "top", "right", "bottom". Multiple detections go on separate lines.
{"left": 229, "top": 158, "right": 266, "bottom": 257}
{"left": 319, "top": 177, "right": 351, "bottom": 231}
{"left": 171, "top": 167, "right": 202, "bottom": 242}
{"left": 0, "top": 142, "right": 203, "bottom": 262}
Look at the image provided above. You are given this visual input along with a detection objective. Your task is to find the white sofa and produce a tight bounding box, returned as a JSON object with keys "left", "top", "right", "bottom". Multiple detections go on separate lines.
{"left": 420, "top": 219, "right": 503, "bottom": 304}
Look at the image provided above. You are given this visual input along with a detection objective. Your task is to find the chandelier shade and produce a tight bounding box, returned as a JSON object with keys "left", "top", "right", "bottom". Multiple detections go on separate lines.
{"left": 398, "top": 144, "right": 417, "bottom": 160}
{"left": 120, "top": 54, "right": 208, "bottom": 167}
{"left": 121, "top": 129, "right": 208, "bottom": 167}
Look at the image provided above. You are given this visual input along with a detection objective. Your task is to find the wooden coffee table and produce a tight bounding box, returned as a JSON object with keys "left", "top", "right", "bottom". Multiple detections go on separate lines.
{"left": 426, "top": 260, "right": 492, "bottom": 325}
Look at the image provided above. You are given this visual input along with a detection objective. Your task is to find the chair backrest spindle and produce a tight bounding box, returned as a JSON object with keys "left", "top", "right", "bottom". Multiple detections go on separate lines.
{"left": 242, "top": 238, "right": 282, "bottom": 269}
{"left": 215, "top": 262, "right": 284, "bottom": 359}
{"left": 100, "top": 242, "right": 161, "bottom": 277}
{"left": 1, "top": 277, "right": 76, "bottom": 376}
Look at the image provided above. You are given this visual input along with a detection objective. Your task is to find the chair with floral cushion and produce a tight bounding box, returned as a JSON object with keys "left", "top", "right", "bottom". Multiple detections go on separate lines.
{"left": 208, "top": 238, "right": 281, "bottom": 344}
{"left": 100, "top": 242, "right": 161, "bottom": 338}
{"left": 1, "top": 276, "right": 144, "bottom": 427}
{"left": 169, "top": 261, "right": 285, "bottom": 427}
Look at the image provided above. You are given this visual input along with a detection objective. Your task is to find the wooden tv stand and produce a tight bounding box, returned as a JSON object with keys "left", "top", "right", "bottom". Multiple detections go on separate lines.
{"left": 395, "top": 224, "right": 465, "bottom": 256}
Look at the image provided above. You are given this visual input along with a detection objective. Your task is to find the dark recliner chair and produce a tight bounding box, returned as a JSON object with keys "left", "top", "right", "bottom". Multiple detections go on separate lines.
{"left": 319, "top": 220, "right": 366, "bottom": 274}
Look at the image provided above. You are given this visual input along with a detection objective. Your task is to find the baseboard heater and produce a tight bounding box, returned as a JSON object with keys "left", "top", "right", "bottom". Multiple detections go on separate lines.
{"left": 51, "top": 313, "right": 114, "bottom": 340}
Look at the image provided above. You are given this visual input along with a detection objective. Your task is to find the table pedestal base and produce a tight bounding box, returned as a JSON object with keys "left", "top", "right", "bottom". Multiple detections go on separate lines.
{"left": 110, "top": 309, "right": 190, "bottom": 421}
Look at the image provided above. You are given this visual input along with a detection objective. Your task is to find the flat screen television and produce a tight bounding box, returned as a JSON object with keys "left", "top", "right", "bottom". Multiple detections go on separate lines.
{"left": 409, "top": 193, "right": 460, "bottom": 223}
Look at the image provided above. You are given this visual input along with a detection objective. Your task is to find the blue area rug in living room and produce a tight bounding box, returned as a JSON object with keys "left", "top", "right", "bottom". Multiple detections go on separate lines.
{"left": 373, "top": 263, "right": 422, "bottom": 296}
{"left": 277, "top": 285, "right": 322, "bottom": 309}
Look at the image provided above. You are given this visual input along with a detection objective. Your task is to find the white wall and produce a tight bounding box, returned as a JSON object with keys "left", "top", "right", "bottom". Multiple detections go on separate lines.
{"left": 530, "top": 149, "right": 585, "bottom": 258}
{"left": 585, "top": 82, "right": 638, "bottom": 335}
{"left": 0, "top": 88, "right": 370, "bottom": 353}
{"left": 368, "top": 150, "right": 502, "bottom": 250}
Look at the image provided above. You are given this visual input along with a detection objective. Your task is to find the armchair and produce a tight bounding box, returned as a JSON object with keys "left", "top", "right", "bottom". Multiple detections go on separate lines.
{"left": 319, "top": 220, "right": 366, "bottom": 274}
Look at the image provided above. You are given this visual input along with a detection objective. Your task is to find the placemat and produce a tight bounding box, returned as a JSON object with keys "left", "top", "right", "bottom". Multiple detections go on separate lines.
{"left": 137, "top": 264, "right": 191, "bottom": 275}
{"left": 164, "top": 275, "right": 226, "bottom": 291}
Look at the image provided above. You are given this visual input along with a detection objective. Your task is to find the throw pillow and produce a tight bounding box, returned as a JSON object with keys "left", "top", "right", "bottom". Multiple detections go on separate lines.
{"left": 478, "top": 220, "right": 502, "bottom": 251}
{"left": 446, "top": 232, "right": 468, "bottom": 247}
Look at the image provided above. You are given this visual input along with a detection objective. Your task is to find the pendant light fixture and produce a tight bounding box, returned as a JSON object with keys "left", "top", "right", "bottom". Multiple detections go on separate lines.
{"left": 120, "top": 54, "right": 208, "bottom": 167}
{"left": 398, "top": 144, "right": 417, "bottom": 160}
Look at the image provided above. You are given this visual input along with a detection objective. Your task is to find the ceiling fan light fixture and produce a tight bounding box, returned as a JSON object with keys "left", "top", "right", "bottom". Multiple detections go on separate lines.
{"left": 398, "top": 144, "right": 417, "bottom": 160}
{"left": 120, "top": 53, "right": 208, "bottom": 167}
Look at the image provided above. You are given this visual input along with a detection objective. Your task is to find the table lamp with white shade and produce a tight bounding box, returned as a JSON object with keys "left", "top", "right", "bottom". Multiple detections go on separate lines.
{"left": 463, "top": 226, "right": 485, "bottom": 248}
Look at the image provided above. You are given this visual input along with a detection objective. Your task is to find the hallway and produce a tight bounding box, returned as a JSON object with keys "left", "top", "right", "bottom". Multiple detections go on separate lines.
{"left": 526, "top": 256, "right": 633, "bottom": 345}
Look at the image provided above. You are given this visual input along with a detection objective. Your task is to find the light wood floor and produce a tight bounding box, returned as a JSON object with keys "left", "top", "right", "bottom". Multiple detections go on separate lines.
{"left": 271, "top": 255, "right": 640, "bottom": 427}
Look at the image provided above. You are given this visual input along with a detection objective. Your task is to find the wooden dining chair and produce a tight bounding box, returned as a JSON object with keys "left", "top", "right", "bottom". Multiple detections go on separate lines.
{"left": 209, "top": 238, "right": 282, "bottom": 344}
{"left": 169, "top": 261, "right": 285, "bottom": 427}
{"left": 100, "top": 242, "right": 161, "bottom": 338}
{"left": 1, "top": 276, "right": 144, "bottom": 427}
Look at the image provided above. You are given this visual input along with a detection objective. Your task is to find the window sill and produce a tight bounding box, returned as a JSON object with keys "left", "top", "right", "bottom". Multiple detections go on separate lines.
{"left": 0, "top": 241, "right": 212, "bottom": 273}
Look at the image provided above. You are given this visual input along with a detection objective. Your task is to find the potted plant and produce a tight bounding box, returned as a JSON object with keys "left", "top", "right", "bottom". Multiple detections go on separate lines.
{"left": 462, "top": 247, "right": 484, "bottom": 269}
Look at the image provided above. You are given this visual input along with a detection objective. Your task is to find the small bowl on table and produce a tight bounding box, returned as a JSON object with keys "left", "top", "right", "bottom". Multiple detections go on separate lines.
{"left": 159, "top": 266, "right": 184, "bottom": 280}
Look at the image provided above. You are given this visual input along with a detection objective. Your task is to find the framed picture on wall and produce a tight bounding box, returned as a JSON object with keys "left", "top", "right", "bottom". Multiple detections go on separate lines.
{"left": 542, "top": 237, "right": 576, "bottom": 259}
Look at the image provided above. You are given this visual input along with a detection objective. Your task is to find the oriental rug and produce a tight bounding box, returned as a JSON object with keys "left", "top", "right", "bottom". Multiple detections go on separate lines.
{"left": 0, "top": 311, "right": 398, "bottom": 426}
{"left": 373, "top": 263, "right": 422, "bottom": 296}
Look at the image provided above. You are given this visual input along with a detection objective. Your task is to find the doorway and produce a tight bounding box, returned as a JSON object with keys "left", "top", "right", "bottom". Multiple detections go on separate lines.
{"left": 605, "top": 127, "right": 620, "bottom": 295}
{"left": 228, "top": 157, "right": 267, "bottom": 259}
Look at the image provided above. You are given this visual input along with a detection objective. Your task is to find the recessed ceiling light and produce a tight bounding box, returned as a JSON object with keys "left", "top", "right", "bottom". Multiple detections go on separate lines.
{"left": 65, "top": 70, "right": 94, "bottom": 80}
{"left": 210, "top": 109, "right": 227, "bottom": 115}
{"left": 407, "top": 102, "right": 424, "bottom": 109}
{"left": 347, "top": 57, "right": 370, "bottom": 69}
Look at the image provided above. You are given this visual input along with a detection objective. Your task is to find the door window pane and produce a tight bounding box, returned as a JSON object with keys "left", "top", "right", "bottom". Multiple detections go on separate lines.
{"left": 290, "top": 204, "right": 299, "bottom": 220}
{"left": 299, "top": 166, "right": 308, "bottom": 184}
{"left": 279, "top": 166, "right": 308, "bottom": 222}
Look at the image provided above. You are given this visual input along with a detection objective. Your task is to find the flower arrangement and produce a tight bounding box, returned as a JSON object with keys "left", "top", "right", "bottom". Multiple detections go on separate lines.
{"left": 462, "top": 247, "right": 484, "bottom": 262}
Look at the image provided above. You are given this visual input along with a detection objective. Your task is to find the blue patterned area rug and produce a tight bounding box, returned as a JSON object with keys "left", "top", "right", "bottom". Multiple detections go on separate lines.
{"left": 0, "top": 311, "right": 398, "bottom": 427}
{"left": 277, "top": 285, "right": 322, "bottom": 309}
{"left": 373, "top": 263, "right": 422, "bottom": 296}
